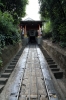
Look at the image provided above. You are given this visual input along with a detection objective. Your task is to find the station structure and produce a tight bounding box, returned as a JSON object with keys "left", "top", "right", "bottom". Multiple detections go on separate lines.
{"left": 20, "top": 18, "right": 44, "bottom": 44}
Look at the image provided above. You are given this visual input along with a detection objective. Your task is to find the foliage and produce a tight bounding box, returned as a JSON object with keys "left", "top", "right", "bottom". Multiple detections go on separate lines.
{"left": 0, "top": 11, "right": 14, "bottom": 35}
{"left": 44, "top": 20, "right": 52, "bottom": 33}
{"left": 42, "top": 19, "right": 52, "bottom": 38}
{"left": 0, "top": 0, "right": 28, "bottom": 25}
{"left": 39, "top": 0, "right": 66, "bottom": 47}
{"left": 59, "top": 22, "right": 66, "bottom": 42}
{"left": 0, "top": 10, "right": 20, "bottom": 67}
{"left": 0, "top": 0, "right": 28, "bottom": 67}
{"left": 0, "top": 39, "right": 3, "bottom": 67}
{"left": 0, "top": 59, "right": 3, "bottom": 67}
{"left": 0, "top": 0, "right": 28, "bottom": 17}
{"left": 0, "top": 11, "right": 20, "bottom": 44}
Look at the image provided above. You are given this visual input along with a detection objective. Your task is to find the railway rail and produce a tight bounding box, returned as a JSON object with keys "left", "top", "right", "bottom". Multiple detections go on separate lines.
{"left": 0, "top": 44, "right": 65, "bottom": 100}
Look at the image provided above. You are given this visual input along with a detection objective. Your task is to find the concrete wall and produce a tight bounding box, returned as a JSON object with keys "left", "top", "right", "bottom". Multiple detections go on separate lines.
{"left": 42, "top": 40, "right": 66, "bottom": 76}
{"left": 1, "top": 43, "right": 22, "bottom": 69}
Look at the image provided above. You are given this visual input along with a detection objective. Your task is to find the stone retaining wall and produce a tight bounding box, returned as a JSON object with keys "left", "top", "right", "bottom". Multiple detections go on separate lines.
{"left": 1, "top": 42, "right": 22, "bottom": 69}
{"left": 42, "top": 40, "right": 66, "bottom": 75}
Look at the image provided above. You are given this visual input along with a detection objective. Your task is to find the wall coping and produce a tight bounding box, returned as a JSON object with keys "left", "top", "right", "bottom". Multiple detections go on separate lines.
{"left": 43, "top": 40, "right": 66, "bottom": 56}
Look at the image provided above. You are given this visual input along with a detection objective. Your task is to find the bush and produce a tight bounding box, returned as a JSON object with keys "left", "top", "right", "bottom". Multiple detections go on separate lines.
{"left": 0, "top": 11, "right": 20, "bottom": 45}
{"left": 59, "top": 22, "right": 66, "bottom": 42}
{"left": 0, "top": 11, "right": 14, "bottom": 35}
{"left": 59, "top": 42, "right": 66, "bottom": 48}
{"left": 42, "top": 19, "right": 52, "bottom": 39}
{"left": 0, "top": 11, "right": 20, "bottom": 67}
{"left": 0, "top": 57, "right": 3, "bottom": 67}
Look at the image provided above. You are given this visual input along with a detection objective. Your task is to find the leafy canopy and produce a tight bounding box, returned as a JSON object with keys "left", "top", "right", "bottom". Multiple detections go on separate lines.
{"left": 39, "top": 0, "right": 66, "bottom": 45}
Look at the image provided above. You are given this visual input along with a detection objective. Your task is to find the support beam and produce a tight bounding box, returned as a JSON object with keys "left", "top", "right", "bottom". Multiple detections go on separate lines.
{"left": 24, "top": 25, "right": 27, "bottom": 36}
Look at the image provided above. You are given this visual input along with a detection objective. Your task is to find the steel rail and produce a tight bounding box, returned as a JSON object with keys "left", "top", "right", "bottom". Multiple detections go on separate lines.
{"left": 35, "top": 47, "right": 40, "bottom": 100}
{"left": 29, "top": 46, "right": 31, "bottom": 100}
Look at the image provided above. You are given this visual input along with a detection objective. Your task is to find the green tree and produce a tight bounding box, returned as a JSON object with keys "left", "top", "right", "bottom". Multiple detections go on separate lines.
{"left": 0, "top": 0, "right": 28, "bottom": 67}
{"left": 0, "top": 0, "right": 28, "bottom": 24}
{"left": 39, "top": 0, "right": 66, "bottom": 46}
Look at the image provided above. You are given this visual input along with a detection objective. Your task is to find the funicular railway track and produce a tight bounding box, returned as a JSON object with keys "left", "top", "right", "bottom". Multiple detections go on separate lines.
{"left": 0, "top": 44, "right": 65, "bottom": 100}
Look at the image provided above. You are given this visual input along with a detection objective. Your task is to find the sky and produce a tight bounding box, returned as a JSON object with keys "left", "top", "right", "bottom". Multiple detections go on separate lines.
{"left": 22, "top": 0, "right": 40, "bottom": 20}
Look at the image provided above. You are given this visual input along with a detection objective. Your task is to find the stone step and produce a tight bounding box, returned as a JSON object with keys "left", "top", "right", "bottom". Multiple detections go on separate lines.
{"left": 14, "top": 58, "right": 19, "bottom": 60}
{"left": 8, "top": 65, "right": 15, "bottom": 69}
{"left": 49, "top": 64, "right": 57, "bottom": 68}
{"left": 12, "top": 60, "right": 17, "bottom": 62}
{"left": 0, "top": 85, "right": 4, "bottom": 93}
{"left": 48, "top": 62, "right": 55, "bottom": 64}
{"left": 15, "top": 55, "right": 20, "bottom": 58}
{"left": 16, "top": 55, "right": 21, "bottom": 56}
{"left": 45, "top": 56, "right": 50, "bottom": 58}
{"left": 53, "top": 71, "right": 63, "bottom": 79}
{"left": 46, "top": 58, "right": 52, "bottom": 60}
{"left": 51, "top": 68, "right": 60, "bottom": 71}
{"left": 4, "top": 69, "right": 13, "bottom": 73}
{"left": 10, "top": 62, "right": 16, "bottom": 65}
{"left": 0, "top": 78, "right": 8, "bottom": 84}
{"left": 47, "top": 59, "right": 54, "bottom": 62}
{"left": 1, "top": 73, "right": 11, "bottom": 78}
